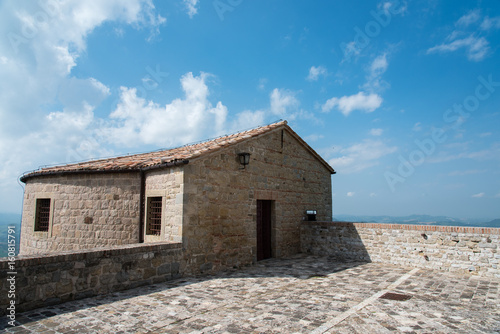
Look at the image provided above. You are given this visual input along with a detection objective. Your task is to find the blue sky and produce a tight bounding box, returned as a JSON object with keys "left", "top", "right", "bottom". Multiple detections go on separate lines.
{"left": 0, "top": 0, "right": 499, "bottom": 220}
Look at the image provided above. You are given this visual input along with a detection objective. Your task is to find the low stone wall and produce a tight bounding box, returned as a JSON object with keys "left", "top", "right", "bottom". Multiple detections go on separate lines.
{"left": 0, "top": 242, "right": 183, "bottom": 316}
{"left": 301, "top": 222, "right": 500, "bottom": 278}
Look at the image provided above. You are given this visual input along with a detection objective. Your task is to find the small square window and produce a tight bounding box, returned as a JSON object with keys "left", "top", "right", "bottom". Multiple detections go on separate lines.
{"left": 146, "top": 197, "right": 162, "bottom": 236}
{"left": 35, "top": 198, "right": 51, "bottom": 232}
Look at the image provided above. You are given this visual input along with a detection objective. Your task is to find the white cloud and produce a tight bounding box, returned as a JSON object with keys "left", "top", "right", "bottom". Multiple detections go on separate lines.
{"left": 341, "top": 41, "right": 361, "bottom": 61}
{"left": 363, "top": 53, "right": 390, "bottom": 92}
{"left": 329, "top": 139, "right": 397, "bottom": 174}
{"left": 456, "top": 10, "right": 481, "bottom": 27}
{"left": 479, "top": 132, "right": 492, "bottom": 137}
{"left": 377, "top": 1, "right": 407, "bottom": 15}
{"left": 448, "top": 169, "right": 486, "bottom": 177}
{"left": 305, "top": 134, "right": 324, "bottom": 142}
{"left": 257, "top": 78, "right": 267, "bottom": 91}
{"left": 347, "top": 192, "right": 355, "bottom": 197}
{"left": 369, "top": 192, "right": 377, "bottom": 197}
{"left": 481, "top": 16, "right": 500, "bottom": 30}
{"left": 0, "top": 103, "right": 113, "bottom": 207}
{"left": 270, "top": 88, "right": 299, "bottom": 117}
{"left": 412, "top": 122, "right": 422, "bottom": 132}
{"left": 370, "top": 54, "right": 388, "bottom": 74}
{"left": 105, "top": 71, "right": 274, "bottom": 147}
{"left": 472, "top": 192, "right": 485, "bottom": 198}
{"left": 233, "top": 86, "right": 310, "bottom": 127}
{"left": 306, "top": 66, "right": 327, "bottom": 81}
{"left": 322, "top": 92, "right": 383, "bottom": 116}
{"left": 340, "top": 1, "right": 405, "bottom": 61}
{"left": 370, "top": 128, "right": 383, "bottom": 136}
{"left": 0, "top": 0, "right": 166, "bottom": 212}
{"left": 0, "top": 0, "right": 165, "bottom": 126}
{"left": 58, "top": 77, "right": 111, "bottom": 111}
{"left": 443, "top": 141, "right": 472, "bottom": 151}
{"left": 142, "top": 76, "right": 158, "bottom": 89}
{"left": 427, "top": 144, "right": 500, "bottom": 164}
{"left": 183, "top": 0, "right": 199, "bottom": 18}
{"left": 427, "top": 36, "right": 489, "bottom": 62}
{"left": 427, "top": 10, "right": 497, "bottom": 62}
{"left": 105, "top": 72, "right": 228, "bottom": 147}
{"left": 230, "top": 110, "right": 266, "bottom": 132}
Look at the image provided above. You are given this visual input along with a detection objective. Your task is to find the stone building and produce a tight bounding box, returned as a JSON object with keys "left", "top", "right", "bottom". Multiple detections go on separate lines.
{"left": 19, "top": 121, "right": 335, "bottom": 269}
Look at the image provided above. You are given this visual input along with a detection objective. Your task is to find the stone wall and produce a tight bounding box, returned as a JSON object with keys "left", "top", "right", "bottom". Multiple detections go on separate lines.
{"left": 20, "top": 126, "right": 332, "bottom": 264}
{"left": 301, "top": 222, "right": 500, "bottom": 278}
{"left": 183, "top": 128, "right": 333, "bottom": 274}
{"left": 144, "top": 168, "right": 184, "bottom": 243}
{"left": 20, "top": 173, "right": 142, "bottom": 254}
{"left": 0, "top": 242, "right": 183, "bottom": 315}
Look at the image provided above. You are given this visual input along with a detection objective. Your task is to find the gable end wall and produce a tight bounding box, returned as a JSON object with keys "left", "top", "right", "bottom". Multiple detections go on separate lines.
{"left": 182, "top": 128, "right": 332, "bottom": 273}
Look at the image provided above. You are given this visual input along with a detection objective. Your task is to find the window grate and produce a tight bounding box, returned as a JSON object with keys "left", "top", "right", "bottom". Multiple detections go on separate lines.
{"left": 379, "top": 292, "right": 412, "bottom": 301}
{"left": 35, "top": 198, "right": 51, "bottom": 232}
{"left": 147, "top": 197, "right": 162, "bottom": 235}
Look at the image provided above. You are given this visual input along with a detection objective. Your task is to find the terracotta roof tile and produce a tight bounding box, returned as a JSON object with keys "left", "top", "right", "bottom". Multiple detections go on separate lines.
{"left": 22, "top": 121, "right": 316, "bottom": 181}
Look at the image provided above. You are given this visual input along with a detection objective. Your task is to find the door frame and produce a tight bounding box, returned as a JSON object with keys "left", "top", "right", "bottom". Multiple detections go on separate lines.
{"left": 256, "top": 200, "right": 274, "bottom": 261}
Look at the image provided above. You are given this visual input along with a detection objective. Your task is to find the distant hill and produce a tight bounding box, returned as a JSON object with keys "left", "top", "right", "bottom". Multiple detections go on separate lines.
{"left": 482, "top": 219, "right": 500, "bottom": 228}
{"left": 333, "top": 214, "right": 500, "bottom": 228}
{"left": 0, "top": 213, "right": 22, "bottom": 257}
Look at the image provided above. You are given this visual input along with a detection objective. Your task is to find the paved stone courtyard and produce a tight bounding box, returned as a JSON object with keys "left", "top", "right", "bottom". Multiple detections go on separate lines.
{"left": 2, "top": 255, "right": 499, "bottom": 333}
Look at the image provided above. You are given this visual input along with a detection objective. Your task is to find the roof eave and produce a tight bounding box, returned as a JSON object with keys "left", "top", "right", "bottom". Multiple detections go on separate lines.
{"left": 19, "top": 159, "right": 189, "bottom": 183}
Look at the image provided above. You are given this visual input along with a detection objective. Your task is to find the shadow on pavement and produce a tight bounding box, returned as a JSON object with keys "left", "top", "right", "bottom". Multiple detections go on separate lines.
{"left": 1, "top": 254, "right": 368, "bottom": 330}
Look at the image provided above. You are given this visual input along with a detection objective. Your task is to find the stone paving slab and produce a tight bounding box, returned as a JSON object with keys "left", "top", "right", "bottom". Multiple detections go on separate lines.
{"left": 1, "top": 255, "right": 499, "bottom": 333}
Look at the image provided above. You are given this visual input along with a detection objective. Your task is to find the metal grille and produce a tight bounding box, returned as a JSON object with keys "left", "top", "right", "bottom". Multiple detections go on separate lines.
{"left": 379, "top": 292, "right": 412, "bottom": 301}
{"left": 147, "top": 197, "right": 162, "bottom": 235}
{"left": 35, "top": 198, "right": 51, "bottom": 232}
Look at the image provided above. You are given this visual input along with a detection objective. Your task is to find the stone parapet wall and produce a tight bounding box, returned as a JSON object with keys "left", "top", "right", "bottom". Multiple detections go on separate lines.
{"left": 301, "top": 222, "right": 500, "bottom": 278}
{"left": 0, "top": 242, "right": 183, "bottom": 315}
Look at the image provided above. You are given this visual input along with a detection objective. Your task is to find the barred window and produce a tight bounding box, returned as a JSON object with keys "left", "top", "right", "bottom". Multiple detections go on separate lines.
{"left": 146, "top": 197, "right": 162, "bottom": 236}
{"left": 35, "top": 198, "right": 51, "bottom": 232}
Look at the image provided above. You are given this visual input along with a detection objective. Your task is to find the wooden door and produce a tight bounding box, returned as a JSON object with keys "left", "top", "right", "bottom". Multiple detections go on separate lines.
{"left": 257, "top": 200, "right": 272, "bottom": 261}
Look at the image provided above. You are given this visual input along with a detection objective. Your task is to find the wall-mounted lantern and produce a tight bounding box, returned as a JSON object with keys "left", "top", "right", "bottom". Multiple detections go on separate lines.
{"left": 238, "top": 152, "right": 251, "bottom": 169}
{"left": 306, "top": 210, "right": 317, "bottom": 221}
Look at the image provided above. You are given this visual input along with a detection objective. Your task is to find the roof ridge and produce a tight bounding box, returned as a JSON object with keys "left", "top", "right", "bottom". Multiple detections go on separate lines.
{"left": 20, "top": 120, "right": 288, "bottom": 182}
{"left": 173, "top": 119, "right": 285, "bottom": 150}
{"left": 30, "top": 120, "right": 286, "bottom": 169}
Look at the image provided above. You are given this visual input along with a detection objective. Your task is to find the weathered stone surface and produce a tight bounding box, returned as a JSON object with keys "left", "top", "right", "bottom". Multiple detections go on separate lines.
{"left": 182, "top": 129, "right": 333, "bottom": 274}
{"left": 19, "top": 127, "right": 333, "bottom": 278}
{"left": 144, "top": 168, "right": 184, "bottom": 244}
{"left": 302, "top": 222, "right": 500, "bottom": 278}
{"left": 0, "top": 242, "right": 183, "bottom": 315}
{"left": 20, "top": 173, "right": 141, "bottom": 254}
{"left": 2, "top": 256, "right": 499, "bottom": 333}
